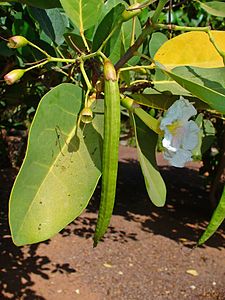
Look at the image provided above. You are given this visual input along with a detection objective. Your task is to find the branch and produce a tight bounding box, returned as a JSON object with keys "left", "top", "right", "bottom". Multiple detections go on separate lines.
{"left": 115, "top": 0, "right": 169, "bottom": 70}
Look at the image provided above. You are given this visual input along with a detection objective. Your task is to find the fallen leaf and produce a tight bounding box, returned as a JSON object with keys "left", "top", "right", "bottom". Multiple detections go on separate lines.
{"left": 186, "top": 269, "right": 199, "bottom": 276}
{"left": 103, "top": 263, "right": 113, "bottom": 268}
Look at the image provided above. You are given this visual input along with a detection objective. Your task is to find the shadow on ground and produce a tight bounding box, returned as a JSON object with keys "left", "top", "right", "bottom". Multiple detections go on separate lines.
{"left": 62, "top": 158, "right": 225, "bottom": 249}
{"left": 0, "top": 169, "right": 76, "bottom": 300}
{"left": 0, "top": 154, "right": 224, "bottom": 299}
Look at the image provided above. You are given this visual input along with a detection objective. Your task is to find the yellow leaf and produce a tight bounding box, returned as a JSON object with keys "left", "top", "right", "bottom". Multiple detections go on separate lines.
{"left": 154, "top": 31, "right": 225, "bottom": 69}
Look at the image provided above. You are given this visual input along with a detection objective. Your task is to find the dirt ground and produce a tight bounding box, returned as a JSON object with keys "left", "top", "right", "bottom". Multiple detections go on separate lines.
{"left": 0, "top": 145, "right": 224, "bottom": 300}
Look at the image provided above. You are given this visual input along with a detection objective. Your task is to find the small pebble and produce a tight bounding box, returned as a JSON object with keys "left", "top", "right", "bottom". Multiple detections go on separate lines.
{"left": 129, "top": 263, "right": 133, "bottom": 267}
{"left": 190, "top": 285, "right": 196, "bottom": 290}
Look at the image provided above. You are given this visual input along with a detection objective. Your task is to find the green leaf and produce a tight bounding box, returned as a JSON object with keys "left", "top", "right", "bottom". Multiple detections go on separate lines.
{"left": 132, "top": 113, "right": 166, "bottom": 207}
{"left": 149, "top": 32, "right": 168, "bottom": 58}
{"left": 121, "top": 16, "right": 142, "bottom": 66}
{"left": 95, "top": 0, "right": 126, "bottom": 28}
{"left": 131, "top": 81, "right": 210, "bottom": 110}
{"left": 92, "top": 3, "right": 124, "bottom": 52}
{"left": 60, "top": 0, "right": 104, "bottom": 31}
{"left": 201, "top": 119, "right": 216, "bottom": 154}
{"left": 1, "top": 0, "right": 61, "bottom": 8}
{"left": 157, "top": 64, "right": 225, "bottom": 114}
{"left": 9, "top": 84, "right": 104, "bottom": 246}
{"left": 28, "top": 7, "right": 69, "bottom": 45}
{"left": 46, "top": 8, "right": 69, "bottom": 45}
{"left": 198, "top": 185, "right": 225, "bottom": 245}
{"left": 199, "top": 1, "right": 225, "bottom": 18}
{"left": 64, "top": 32, "right": 92, "bottom": 53}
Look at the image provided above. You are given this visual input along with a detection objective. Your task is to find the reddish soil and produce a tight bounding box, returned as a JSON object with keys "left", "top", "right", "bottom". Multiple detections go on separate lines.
{"left": 0, "top": 145, "right": 224, "bottom": 300}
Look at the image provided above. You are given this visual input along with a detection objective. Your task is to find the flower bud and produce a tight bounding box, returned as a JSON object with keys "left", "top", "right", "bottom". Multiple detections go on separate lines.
{"left": 4, "top": 69, "right": 25, "bottom": 85}
{"left": 103, "top": 59, "right": 117, "bottom": 81}
{"left": 80, "top": 107, "right": 93, "bottom": 124}
{"left": 7, "top": 36, "right": 29, "bottom": 49}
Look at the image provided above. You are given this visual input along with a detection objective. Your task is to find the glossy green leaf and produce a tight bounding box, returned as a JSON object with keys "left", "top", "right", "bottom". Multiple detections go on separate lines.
{"left": 199, "top": 1, "right": 225, "bottom": 18}
{"left": 9, "top": 84, "right": 103, "bottom": 246}
{"left": 98, "top": 0, "right": 125, "bottom": 21}
{"left": 92, "top": 3, "right": 124, "bottom": 52}
{"left": 131, "top": 81, "right": 210, "bottom": 110}
{"left": 60, "top": 0, "right": 104, "bottom": 31}
{"left": 157, "top": 64, "right": 225, "bottom": 114}
{"left": 1, "top": 0, "right": 61, "bottom": 8}
{"left": 132, "top": 113, "right": 166, "bottom": 207}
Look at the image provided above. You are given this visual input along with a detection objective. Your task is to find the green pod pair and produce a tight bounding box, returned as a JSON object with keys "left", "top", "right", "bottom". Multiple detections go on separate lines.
{"left": 93, "top": 60, "right": 120, "bottom": 247}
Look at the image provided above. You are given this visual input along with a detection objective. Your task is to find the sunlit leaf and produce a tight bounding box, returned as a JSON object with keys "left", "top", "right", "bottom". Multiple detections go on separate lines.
{"left": 132, "top": 113, "right": 166, "bottom": 207}
{"left": 60, "top": 0, "right": 104, "bottom": 31}
{"left": 157, "top": 64, "right": 225, "bottom": 114}
{"left": 131, "top": 81, "right": 209, "bottom": 110}
{"left": 9, "top": 84, "right": 103, "bottom": 246}
{"left": 154, "top": 31, "right": 225, "bottom": 68}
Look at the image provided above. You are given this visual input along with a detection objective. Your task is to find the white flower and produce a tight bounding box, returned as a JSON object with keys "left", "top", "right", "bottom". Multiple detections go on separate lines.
{"left": 160, "top": 97, "right": 200, "bottom": 168}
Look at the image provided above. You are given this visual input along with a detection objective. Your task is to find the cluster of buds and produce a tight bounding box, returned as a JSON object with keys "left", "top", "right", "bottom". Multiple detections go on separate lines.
{"left": 4, "top": 36, "right": 29, "bottom": 85}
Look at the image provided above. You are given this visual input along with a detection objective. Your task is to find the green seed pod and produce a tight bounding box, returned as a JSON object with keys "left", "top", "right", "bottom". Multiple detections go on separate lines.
{"left": 121, "top": 4, "right": 142, "bottom": 22}
{"left": 149, "top": 108, "right": 156, "bottom": 117}
{"left": 4, "top": 69, "right": 25, "bottom": 85}
{"left": 80, "top": 107, "right": 93, "bottom": 124}
{"left": 93, "top": 59, "right": 120, "bottom": 247}
{"left": 7, "top": 36, "right": 29, "bottom": 49}
{"left": 121, "top": 97, "right": 134, "bottom": 111}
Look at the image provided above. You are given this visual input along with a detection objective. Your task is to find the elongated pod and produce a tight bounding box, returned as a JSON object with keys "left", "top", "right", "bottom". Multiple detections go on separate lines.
{"left": 93, "top": 60, "right": 120, "bottom": 247}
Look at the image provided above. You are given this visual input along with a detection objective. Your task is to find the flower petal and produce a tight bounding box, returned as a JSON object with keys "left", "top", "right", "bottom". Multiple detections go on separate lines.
{"left": 163, "top": 148, "right": 193, "bottom": 168}
{"left": 160, "top": 97, "right": 197, "bottom": 131}
{"left": 182, "top": 121, "right": 200, "bottom": 151}
{"left": 162, "top": 131, "right": 177, "bottom": 152}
